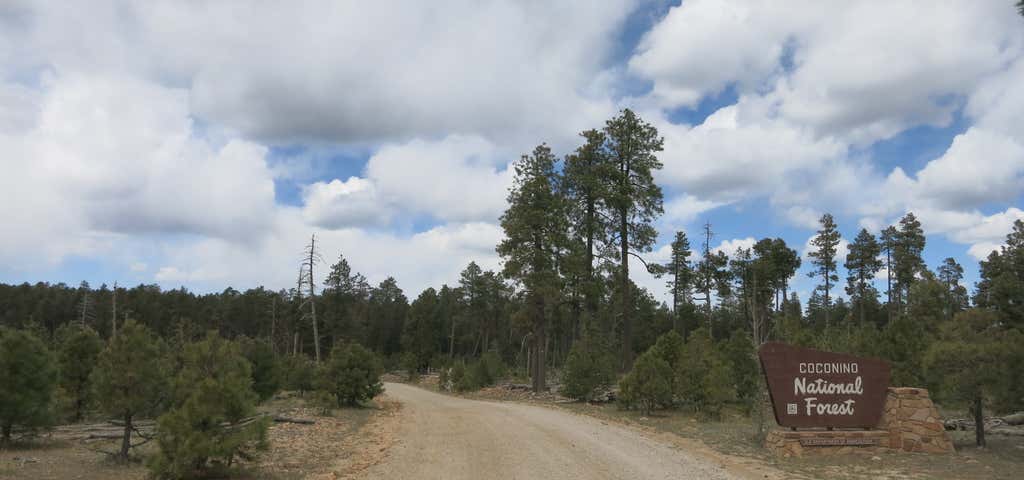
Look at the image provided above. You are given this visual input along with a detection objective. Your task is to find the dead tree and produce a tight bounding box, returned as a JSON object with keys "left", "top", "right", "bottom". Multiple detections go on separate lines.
{"left": 77, "top": 281, "right": 95, "bottom": 328}
{"left": 111, "top": 281, "right": 118, "bottom": 338}
{"left": 298, "top": 234, "right": 324, "bottom": 363}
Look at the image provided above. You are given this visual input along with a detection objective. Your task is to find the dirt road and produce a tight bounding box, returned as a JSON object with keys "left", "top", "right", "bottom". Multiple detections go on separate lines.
{"left": 360, "top": 382, "right": 775, "bottom": 480}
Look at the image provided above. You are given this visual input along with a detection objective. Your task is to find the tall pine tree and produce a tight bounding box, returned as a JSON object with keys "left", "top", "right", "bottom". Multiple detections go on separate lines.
{"left": 498, "top": 144, "right": 567, "bottom": 392}
{"left": 662, "top": 231, "right": 694, "bottom": 335}
{"left": 602, "top": 109, "right": 664, "bottom": 370}
{"left": 808, "top": 214, "right": 841, "bottom": 328}
{"left": 845, "top": 228, "right": 883, "bottom": 326}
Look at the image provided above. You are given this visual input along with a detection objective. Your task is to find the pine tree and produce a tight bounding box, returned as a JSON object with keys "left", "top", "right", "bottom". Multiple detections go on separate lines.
{"left": 695, "top": 222, "right": 731, "bottom": 336}
{"left": 808, "top": 214, "right": 841, "bottom": 328}
{"left": 880, "top": 225, "right": 898, "bottom": 324}
{"left": 893, "top": 212, "right": 926, "bottom": 312}
{"left": 150, "top": 333, "right": 268, "bottom": 478}
{"left": 238, "top": 337, "right": 281, "bottom": 402}
{"left": 497, "top": 144, "right": 567, "bottom": 392}
{"left": 56, "top": 325, "right": 104, "bottom": 422}
{"left": 92, "top": 320, "right": 167, "bottom": 461}
{"left": 974, "top": 220, "right": 1024, "bottom": 329}
{"left": 563, "top": 129, "right": 611, "bottom": 327}
{"left": 754, "top": 238, "right": 801, "bottom": 311}
{"left": 602, "top": 109, "right": 664, "bottom": 370}
{"left": 318, "top": 342, "right": 384, "bottom": 407}
{"left": 364, "top": 277, "right": 407, "bottom": 355}
{"left": 662, "top": 231, "right": 694, "bottom": 336}
{"left": 322, "top": 253, "right": 371, "bottom": 348}
{"left": 458, "top": 262, "right": 489, "bottom": 354}
{"left": 936, "top": 257, "right": 968, "bottom": 320}
{"left": 402, "top": 288, "right": 442, "bottom": 373}
{"left": 560, "top": 332, "right": 616, "bottom": 401}
{"left": 0, "top": 327, "right": 58, "bottom": 443}
{"left": 618, "top": 349, "right": 672, "bottom": 415}
{"left": 845, "top": 228, "right": 883, "bottom": 326}
{"left": 925, "top": 309, "right": 1020, "bottom": 447}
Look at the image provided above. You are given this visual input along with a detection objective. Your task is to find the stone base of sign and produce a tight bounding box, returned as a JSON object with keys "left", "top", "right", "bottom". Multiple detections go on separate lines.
{"left": 878, "top": 387, "right": 955, "bottom": 454}
{"left": 765, "top": 429, "right": 891, "bottom": 457}
{"left": 766, "top": 387, "right": 954, "bottom": 457}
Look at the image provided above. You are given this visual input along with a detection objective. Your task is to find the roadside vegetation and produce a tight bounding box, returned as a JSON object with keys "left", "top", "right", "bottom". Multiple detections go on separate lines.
{"left": 2, "top": 108, "right": 1024, "bottom": 479}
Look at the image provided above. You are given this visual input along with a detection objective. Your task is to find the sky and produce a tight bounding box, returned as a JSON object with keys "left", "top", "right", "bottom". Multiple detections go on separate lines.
{"left": 1, "top": 0, "right": 1022, "bottom": 308}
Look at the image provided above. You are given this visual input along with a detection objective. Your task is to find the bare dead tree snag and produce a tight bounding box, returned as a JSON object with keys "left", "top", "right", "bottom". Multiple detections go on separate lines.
{"left": 111, "top": 281, "right": 117, "bottom": 339}
{"left": 299, "top": 234, "right": 324, "bottom": 363}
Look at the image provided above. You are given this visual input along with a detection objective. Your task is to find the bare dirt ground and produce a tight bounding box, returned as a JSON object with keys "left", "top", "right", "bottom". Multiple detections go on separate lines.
{"left": 0, "top": 394, "right": 400, "bottom": 480}
{"left": 360, "top": 382, "right": 786, "bottom": 480}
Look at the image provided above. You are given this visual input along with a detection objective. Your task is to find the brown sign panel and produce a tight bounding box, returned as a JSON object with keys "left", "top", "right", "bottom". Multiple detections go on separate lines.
{"left": 758, "top": 342, "right": 891, "bottom": 429}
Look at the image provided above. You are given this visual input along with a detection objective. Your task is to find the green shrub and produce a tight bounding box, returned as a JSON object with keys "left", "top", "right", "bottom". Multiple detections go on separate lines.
{"left": 618, "top": 350, "right": 672, "bottom": 415}
{"left": 476, "top": 350, "right": 506, "bottom": 385}
{"left": 438, "top": 363, "right": 452, "bottom": 391}
{"left": 238, "top": 337, "right": 281, "bottom": 402}
{"left": 149, "top": 332, "right": 268, "bottom": 479}
{"left": 0, "top": 327, "right": 58, "bottom": 442}
{"left": 454, "top": 362, "right": 479, "bottom": 392}
{"left": 721, "top": 330, "right": 758, "bottom": 404}
{"left": 282, "top": 355, "right": 316, "bottom": 396}
{"left": 317, "top": 343, "right": 384, "bottom": 407}
{"left": 648, "top": 330, "right": 686, "bottom": 403}
{"left": 400, "top": 352, "right": 420, "bottom": 382}
{"left": 448, "top": 353, "right": 505, "bottom": 393}
{"left": 702, "top": 358, "right": 736, "bottom": 418}
{"left": 676, "top": 328, "right": 737, "bottom": 416}
{"left": 561, "top": 337, "right": 616, "bottom": 401}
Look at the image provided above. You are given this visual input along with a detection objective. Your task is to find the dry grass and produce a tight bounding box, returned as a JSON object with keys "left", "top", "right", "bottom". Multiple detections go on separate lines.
{"left": 554, "top": 401, "right": 1024, "bottom": 480}
{"left": 0, "top": 392, "right": 396, "bottom": 480}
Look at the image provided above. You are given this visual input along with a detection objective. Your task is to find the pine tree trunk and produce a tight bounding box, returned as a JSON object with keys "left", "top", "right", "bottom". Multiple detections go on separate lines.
{"left": 859, "top": 276, "right": 866, "bottom": 326}
{"left": 974, "top": 395, "right": 986, "bottom": 447}
{"left": 119, "top": 413, "right": 132, "bottom": 461}
{"left": 672, "top": 269, "right": 680, "bottom": 334}
{"left": 449, "top": 316, "right": 456, "bottom": 359}
{"left": 620, "top": 205, "right": 632, "bottom": 371}
{"left": 824, "top": 269, "right": 831, "bottom": 328}
{"left": 531, "top": 294, "right": 547, "bottom": 393}
{"left": 111, "top": 283, "right": 117, "bottom": 339}
{"left": 886, "top": 247, "right": 893, "bottom": 324}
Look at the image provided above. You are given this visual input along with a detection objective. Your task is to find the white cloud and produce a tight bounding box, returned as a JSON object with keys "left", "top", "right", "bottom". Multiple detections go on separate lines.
{"left": 782, "top": 206, "right": 823, "bottom": 230}
{"left": 654, "top": 103, "right": 847, "bottom": 202}
{"left": 365, "top": 135, "right": 514, "bottom": 223}
{"left": 153, "top": 208, "right": 504, "bottom": 296}
{"left": 0, "top": 72, "right": 277, "bottom": 266}
{"left": 629, "top": 0, "right": 806, "bottom": 107}
{"left": 302, "top": 177, "right": 391, "bottom": 228}
{"left": 908, "top": 129, "right": 1024, "bottom": 209}
{"left": 968, "top": 242, "right": 1002, "bottom": 261}
{"left": 714, "top": 237, "right": 757, "bottom": 256}
{"left": 662, "top": 194, "right": 725, "bottom": 226}
{"left": 633, "top": 0, "right": 1023, "bottom": 145}
{"left": 5, "top": 0, "right": 635, "bottom": 147}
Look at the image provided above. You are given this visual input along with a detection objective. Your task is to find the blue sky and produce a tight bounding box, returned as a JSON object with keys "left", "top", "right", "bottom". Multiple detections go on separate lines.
{"left": 1, "top": 0, "right": 1022, "bottom": 309}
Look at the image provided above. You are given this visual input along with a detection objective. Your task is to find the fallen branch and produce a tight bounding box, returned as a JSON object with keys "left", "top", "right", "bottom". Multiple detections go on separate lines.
{"left": 273, "top": 415, "right": 315, "bottom": 425}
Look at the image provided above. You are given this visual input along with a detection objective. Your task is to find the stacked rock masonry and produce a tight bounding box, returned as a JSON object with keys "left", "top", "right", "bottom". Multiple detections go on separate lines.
{"left": 879, "top": 387, "right": 955, "bottom": 454}
{"left": 766, "top": 387, "right": 954, "bottom": 457}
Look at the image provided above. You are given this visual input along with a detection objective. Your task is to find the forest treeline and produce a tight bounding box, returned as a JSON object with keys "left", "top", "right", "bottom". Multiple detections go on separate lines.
{"left": 1, "top": 110, "right": 1023, "bottom": 459}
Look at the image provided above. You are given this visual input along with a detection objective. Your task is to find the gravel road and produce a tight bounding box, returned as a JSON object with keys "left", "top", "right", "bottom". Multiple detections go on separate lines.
{"left": 361, "top": 382, "right": 770, "bottom": 480}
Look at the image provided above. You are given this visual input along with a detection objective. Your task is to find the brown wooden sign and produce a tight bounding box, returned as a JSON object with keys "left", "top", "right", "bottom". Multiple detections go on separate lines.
{"left": 758, "top": 342, "right": 891, "bottom": 429}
